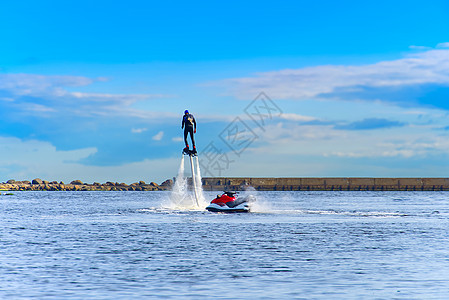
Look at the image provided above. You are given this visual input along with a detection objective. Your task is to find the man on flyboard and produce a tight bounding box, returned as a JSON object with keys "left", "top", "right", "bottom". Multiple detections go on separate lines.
{"left": 182, "top": 110, "right": 197, "bottom": 155}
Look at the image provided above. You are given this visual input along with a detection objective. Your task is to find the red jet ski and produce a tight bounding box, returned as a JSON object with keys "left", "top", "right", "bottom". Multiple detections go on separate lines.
{"left": 206, "top": 192, "right": 256, "bottom": 213}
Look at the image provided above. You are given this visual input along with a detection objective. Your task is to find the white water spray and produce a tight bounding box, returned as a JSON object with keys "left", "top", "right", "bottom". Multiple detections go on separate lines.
{"left": 239, "top": 186, "right": 271, "bottom": 213}
{"left": 167, "top": 155, "right": 189, "bottom": 208}
{"left": 189, "top": 155, "right": 200, "bottom": 207}
{"left": 194, "top": 156, "right": 206, "bottom": 206}
{"left": 166, "top": 154, "right": 207, "bottom": 210}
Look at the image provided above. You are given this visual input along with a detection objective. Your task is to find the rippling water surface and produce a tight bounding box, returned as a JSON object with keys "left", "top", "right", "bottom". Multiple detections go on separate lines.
{"left": 1, "top": 191, "right": 449, "bottom": 299}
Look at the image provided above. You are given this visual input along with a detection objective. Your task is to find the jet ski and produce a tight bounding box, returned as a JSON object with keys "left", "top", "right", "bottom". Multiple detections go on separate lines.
{"left": 206, "top": 191, "right": 256, "bottom": 213}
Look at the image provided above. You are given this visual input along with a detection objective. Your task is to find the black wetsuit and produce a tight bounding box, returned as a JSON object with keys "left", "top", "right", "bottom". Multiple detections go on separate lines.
{"left": 182, "top": 113, "right": 196, "bottom": 148}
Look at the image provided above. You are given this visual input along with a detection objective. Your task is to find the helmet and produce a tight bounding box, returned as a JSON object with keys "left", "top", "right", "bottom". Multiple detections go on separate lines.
{"left": 184, "top": 110, "right": 189, "bottom": 114}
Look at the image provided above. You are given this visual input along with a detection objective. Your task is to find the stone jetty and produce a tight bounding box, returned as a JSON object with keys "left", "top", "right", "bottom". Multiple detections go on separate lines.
{"left": 0, "top": 179, "right": 173, "bottom": 191}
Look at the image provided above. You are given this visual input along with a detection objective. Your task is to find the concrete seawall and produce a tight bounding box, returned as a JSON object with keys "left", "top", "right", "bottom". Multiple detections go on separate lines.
{"left": 200, "top": 177, "right": 449, "bottom": 191}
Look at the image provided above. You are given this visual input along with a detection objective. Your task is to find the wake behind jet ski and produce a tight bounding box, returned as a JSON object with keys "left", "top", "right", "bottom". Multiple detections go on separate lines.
{"left": 206, "top": 191, "right": 256, "bottom": 213}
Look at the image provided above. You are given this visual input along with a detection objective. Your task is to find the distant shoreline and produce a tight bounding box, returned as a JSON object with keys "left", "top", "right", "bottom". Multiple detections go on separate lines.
{"left": 1, "top": 177, "right": 449, "bottom": 191}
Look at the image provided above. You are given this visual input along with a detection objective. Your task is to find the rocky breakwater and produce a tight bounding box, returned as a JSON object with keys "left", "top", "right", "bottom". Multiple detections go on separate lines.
{"left": 0, "top": 179, "right": 174, "bottom": 191}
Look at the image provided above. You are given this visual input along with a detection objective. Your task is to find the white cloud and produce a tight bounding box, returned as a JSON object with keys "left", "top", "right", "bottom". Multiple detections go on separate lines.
{"left": 323, "top": 135, "right": 449, "bottom": 159}
{"left": 279, "top": 113, "right": 317, "bottom": 122}
{"left": 0, "top": 136, "right": 96, "bottom": 162}
{"left": 70, "top": 91, "right": 150, "bottom": 103}
{"left": 436, "top": 42, "right": 449, "bottom": 48}
{"left": 131, "top": 128, "right": 148, "bottom": 134}
{"left": 244, "top": 120, "right": 449, "bottom": 161}
{"left": 0, "top": 73, "right": 93, "bottom": 97}
{"left": 24, "top": 103, "right": 56, "bottom": 113}
{"left": 409, "top": 42, "right": 449, "bottom": 50}
{"left": 409, "top": 45, "right": 431, "bottom": 50}
{"left": 0, "top": 136, "right": 96, "bottom": 180}
{"left": 152, "top": 131, "right": 164, "bottom": 141}
{"left": 0, "top": 73, "right": 174, "bottom": 120}
{"left": 220, "top": 48, "right": 449, "bottom": 101}
{"left": 172, "top": 137, "right": 183, "bottom": 142}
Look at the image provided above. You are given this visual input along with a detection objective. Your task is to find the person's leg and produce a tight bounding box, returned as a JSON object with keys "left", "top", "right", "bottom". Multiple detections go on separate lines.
{"left": 189, "top": 127, "right": 195, "bottom": 147}
{"left": 184, "top": 129, "right": 189, "bottom": 148}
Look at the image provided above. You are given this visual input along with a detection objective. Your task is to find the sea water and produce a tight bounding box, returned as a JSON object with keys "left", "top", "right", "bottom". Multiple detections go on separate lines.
{"left": 1, "top": 191, "right": 449, "bottom": 299}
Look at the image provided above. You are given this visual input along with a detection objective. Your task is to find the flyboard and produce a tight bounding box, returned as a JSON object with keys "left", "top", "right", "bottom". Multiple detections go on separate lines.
{"left": 182, "top": 148, "right": 200, "bottom": 207}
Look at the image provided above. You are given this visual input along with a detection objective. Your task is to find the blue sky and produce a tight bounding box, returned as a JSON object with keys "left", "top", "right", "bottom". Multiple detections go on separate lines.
{"left": 1, "top": 0, "right": 449, "bottom": 183}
